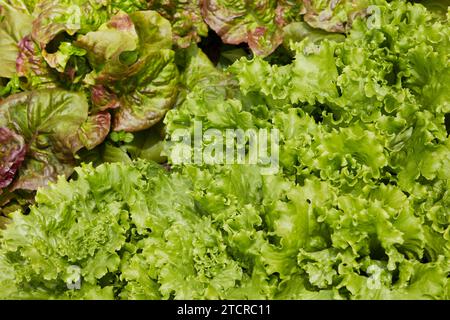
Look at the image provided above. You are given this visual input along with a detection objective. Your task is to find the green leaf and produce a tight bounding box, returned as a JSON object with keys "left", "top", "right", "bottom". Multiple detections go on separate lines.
{"left": 149, "top": 0, "right": 208, "bottom": 48}
{"left": 302, "top": 0, "right": 370, "bottom": 33}
{"left": 77, "top": 11, "right": 179, "bottom": 132}
{"left": 0, "top": 0, "right": 33, "bottom": 78}
{"left": 0, "top": 89, "right": 89, "bottom": 191}
{"left": 200, "top": 0, "right": 285, "bottom": 56}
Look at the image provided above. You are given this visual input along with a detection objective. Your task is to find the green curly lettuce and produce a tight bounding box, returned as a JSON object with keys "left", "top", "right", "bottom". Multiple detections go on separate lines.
{"left": 162, "top": 0, "right": 449, "bottom": 300}
{"left": 3, "top": 160, "right": 448, "bottom": 299}
{"left": 0, "top": 0, "right": 449, "bottom": 301}
{"left": 0, "top": 161, "right": 245, "bottom": 299}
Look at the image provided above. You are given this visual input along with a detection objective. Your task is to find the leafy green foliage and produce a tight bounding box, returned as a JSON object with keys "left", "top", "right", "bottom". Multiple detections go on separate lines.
{"left": 0, "top": 2, "right": 179, "bottom": 197}
{"left": 0, "top": 0, "right": 449, "bottom": 300}
{"left": 0, "top": 89, "right": 91, "bottom": 190}
{"left": 1, "top": 159, "right": 448, "bottom": 299}
{"left": 163, "top": 0, "right": 450, "bottom": 299}
{"left": 0, "top": 0, "right": 33, "bottom": 78}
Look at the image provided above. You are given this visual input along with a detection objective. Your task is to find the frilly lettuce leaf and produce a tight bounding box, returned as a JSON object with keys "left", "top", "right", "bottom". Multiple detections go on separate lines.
{"left": 164, "top": 45, "right": 240, "bottom": 137}
{"left": 0, "top": 163, "right": 135, "bottom": 298}
{"left": 403, "top": 42, "right": 450, "bottom": 114}
{"left": 275, "top": 274, "right": 341, "bottom": 299}
{"left": 341, "top": 258, "right": 449, "bottom": 300}
{"left": 230, "top": 39, "right": 339, "bottom": 104}
{"left": 0, "top": 0, "right": 449, "bottom": 300}
{"left": 161, "top": 0, "right": 449, "bottom": 300}
{"left": 0, "top": 158, "right": 449, "bottom": 299}
{"left": 310, "top": 123, "right": 388, "bottom": 185}
{"left": 0, "top": 161, "right": 245, "bottom": 299}
{"left": 111, "top": 0, "right": 148, "bottom": 13}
